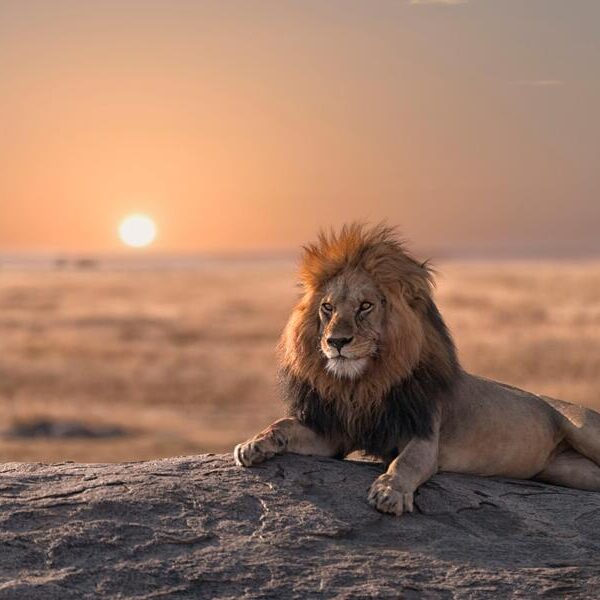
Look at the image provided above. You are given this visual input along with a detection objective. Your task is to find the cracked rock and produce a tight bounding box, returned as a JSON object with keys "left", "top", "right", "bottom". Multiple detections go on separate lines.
{"left": 0, "top": 454, "right": 599, "bottom": 598}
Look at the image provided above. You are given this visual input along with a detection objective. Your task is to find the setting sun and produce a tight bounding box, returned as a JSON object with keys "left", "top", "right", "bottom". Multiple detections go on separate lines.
{"left": 118, "top": 214, "right": 157, "bottom": 248}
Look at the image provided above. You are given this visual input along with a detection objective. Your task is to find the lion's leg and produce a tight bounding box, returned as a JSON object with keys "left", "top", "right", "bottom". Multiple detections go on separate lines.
{"left": 368, "top": 434, "right": 439, "bottom": 516}
{"left": 234, "top": 417, "right": 339, "bottom": 467}
{"left": 534, "top": 449, "right": 600, "bottom": 491}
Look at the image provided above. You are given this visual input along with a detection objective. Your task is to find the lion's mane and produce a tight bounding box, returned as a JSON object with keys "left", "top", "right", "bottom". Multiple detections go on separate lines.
{"left": 278, "top": 223, "right": 460, "bottom": 459}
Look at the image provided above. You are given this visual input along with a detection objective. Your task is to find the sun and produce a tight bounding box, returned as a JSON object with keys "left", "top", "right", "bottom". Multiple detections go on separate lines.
{"left": 118, "top": 214, "right": 157, "bottom": 248}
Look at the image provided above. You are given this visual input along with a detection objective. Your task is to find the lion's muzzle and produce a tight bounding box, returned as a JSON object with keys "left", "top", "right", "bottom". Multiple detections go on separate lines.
{"left": 326, "top": 336, "right": 354, "bottom": 353}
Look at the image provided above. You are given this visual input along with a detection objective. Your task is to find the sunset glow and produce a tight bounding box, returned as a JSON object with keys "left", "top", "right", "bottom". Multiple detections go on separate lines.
{"left": 0, "top": 1, "right": 599, "bottom": 255}
{"left": 118, "top": 215, "right": 157, "bottom": 248}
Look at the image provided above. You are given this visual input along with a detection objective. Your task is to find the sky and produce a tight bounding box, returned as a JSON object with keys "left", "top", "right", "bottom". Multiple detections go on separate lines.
{"left": 0, "top": 0, "right": 599, "bottom": 255}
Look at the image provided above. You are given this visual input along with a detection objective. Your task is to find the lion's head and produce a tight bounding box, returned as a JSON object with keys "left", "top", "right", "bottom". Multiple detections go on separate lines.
{"left": 280, "top": 223, "right": 459, "bottom": 407}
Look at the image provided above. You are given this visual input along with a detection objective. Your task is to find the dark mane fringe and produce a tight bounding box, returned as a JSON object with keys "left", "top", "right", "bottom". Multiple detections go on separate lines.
{"left": 281, "top": 360, "right": 455, "bottom": 460}
{"left": 424, "top": 296, "right": 458, "bottom": 374}
{"left": 281, "top": 297, "right": 459, "bottom": 459}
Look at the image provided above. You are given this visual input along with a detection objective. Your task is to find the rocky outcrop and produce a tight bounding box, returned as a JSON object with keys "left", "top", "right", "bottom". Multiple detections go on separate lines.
{"left": 0, "top": 454, "right": 599, "bottom": 599}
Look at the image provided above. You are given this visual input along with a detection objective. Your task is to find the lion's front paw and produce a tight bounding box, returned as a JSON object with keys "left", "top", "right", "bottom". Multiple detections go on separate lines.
{"left": 368, "top": 474, "right": 415, "bottom": 516}
{"left": 234, "top": 430, "right": 287, "bottom": 467}
{"left": 234, "top": 440, "right": 273, "bottom": 467}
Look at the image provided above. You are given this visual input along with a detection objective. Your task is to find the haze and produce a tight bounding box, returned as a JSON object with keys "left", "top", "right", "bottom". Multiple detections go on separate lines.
{"left": 1, "top": 0, "right": 599, "bottom": 256}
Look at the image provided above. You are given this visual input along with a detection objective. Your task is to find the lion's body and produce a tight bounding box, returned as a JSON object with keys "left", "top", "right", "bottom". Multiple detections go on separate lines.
{"left": 234, "top": 224, "right": 600, "bottom": 514}
{"left": 439, "top": 374, "right": 600, "bottom": 489}
{"left": 439, "top": 374, "right": 561, "bottom": 479}
{"left": 439, "top": 375, "right": 587, "bottom": 478}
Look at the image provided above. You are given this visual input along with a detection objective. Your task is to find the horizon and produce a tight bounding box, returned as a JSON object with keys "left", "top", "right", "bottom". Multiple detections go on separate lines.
{"left": 3, "top": 237, "right": 600, "bottom": 266}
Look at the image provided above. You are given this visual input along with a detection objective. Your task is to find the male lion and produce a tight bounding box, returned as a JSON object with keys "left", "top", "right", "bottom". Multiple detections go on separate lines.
{"left": 234, "top": 224, "right": 600, "bottom": 515}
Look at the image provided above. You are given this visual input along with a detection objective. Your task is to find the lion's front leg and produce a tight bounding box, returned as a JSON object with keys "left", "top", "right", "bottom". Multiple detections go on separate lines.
{"left": 234, "top": 417, "right": 339, "bottom": 467}
{"left": 368, "top": 434, "right": 439, "bottom": 516}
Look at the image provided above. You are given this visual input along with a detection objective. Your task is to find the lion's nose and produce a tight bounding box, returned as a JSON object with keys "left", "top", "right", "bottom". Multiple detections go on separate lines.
{"left": 327, "top": 336, "right": 353, "bottom": 352}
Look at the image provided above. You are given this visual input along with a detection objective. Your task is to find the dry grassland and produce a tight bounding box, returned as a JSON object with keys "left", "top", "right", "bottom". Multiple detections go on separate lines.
{"left": 0, "top": 260, "right": 599, "bottom": 462}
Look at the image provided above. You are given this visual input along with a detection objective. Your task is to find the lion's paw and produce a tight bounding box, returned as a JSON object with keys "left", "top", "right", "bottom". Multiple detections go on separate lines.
{"left": 368, "top": 474, "right": 414, "bottom": 516}
{"left": 233, "top": 440, "right": 273, "bottom": 467}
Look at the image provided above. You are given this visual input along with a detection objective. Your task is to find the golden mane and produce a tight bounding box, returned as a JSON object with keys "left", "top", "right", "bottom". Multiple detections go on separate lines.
{"left": 298, "top": 222, "right": 434, "bottom": 299}
{"left": 278, "top": 223, "right": 459, "bottom": 455}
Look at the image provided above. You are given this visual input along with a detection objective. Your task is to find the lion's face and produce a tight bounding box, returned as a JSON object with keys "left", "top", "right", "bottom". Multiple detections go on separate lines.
{"left": 280, "top": 224, "right": 455, "bottom": 402}
{"left": 318, "top": 270, "right": 385, "bottom": 379}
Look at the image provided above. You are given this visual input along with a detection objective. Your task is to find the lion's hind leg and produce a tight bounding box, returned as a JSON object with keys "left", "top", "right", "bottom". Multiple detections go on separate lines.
{"left": 547, "top": 398, "right": 600, "bottom": 471}
{"left": 534, "top": 449, "right": 600, "bottom": 492}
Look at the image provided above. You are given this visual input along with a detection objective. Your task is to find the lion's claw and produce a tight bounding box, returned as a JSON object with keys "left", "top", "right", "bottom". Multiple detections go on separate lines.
{"left": 233, "top": 439, "right": 275, "bottom": 467}
{"left": 368, "top": 475, "right": 414, "bottom": 516}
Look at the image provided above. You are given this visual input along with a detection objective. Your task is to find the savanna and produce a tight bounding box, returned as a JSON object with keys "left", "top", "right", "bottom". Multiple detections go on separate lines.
{"left": 0, "top": 259, "right": 598, "bottom": 463}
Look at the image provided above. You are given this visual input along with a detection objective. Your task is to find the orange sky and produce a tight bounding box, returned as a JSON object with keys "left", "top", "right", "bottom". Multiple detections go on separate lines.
{"left": 1, "top": 0, "right": 599, "bottom": 255}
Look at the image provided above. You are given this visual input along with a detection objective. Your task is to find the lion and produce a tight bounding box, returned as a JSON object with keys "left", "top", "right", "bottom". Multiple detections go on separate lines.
{"left": 234, "top": 223, "right": 600, "bottom": 515}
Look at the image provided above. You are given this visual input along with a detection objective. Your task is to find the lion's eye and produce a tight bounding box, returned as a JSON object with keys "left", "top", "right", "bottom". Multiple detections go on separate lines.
{"left": 321, "top": 302, "right": 334, "bottom": 313}
{"left": 359, "top": 301, "right": 373, "bottom": 312}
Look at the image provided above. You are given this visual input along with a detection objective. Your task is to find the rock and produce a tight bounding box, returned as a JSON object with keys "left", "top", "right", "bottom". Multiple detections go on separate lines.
{"left": 0, "top": 454, "right": 599, "bottom": 598}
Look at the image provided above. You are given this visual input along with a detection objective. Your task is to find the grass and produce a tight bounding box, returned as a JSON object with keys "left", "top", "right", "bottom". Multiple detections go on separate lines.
{"left": 1, "top": 260, "right": 599, "bottom": 462}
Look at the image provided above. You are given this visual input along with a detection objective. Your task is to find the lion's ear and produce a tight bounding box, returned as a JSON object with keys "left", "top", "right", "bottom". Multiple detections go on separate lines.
{"left": 401, "top": 271, "right": 434, "bottom": 308}
{"left": 401, "top": 283, "right": 426, "bottom": 309}
{"left": 395, "top": 259, "right": 434, "bottom": 307}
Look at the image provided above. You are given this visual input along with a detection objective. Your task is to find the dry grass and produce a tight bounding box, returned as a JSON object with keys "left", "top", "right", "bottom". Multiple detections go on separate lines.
{"left": 0, "top": 260, "right": 599, "bottom": 462}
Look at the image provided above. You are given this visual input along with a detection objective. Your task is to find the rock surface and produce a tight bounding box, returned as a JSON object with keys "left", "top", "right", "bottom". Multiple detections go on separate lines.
{"left": 0, "top": 454, "right": 599, "bottom": 599}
